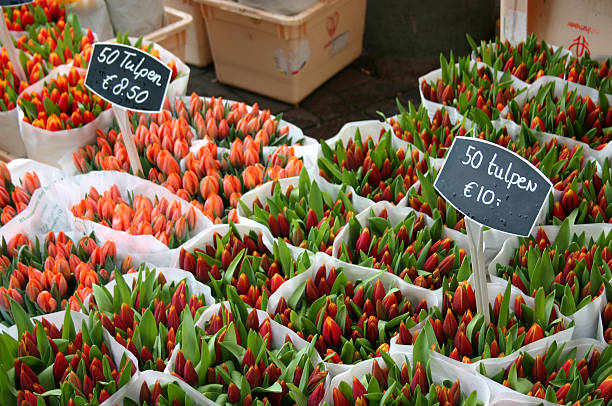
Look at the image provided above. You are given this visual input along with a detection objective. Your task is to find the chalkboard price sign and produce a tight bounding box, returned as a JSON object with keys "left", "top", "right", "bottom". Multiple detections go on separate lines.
{"left": 434, "top": 137, "right": 552, "bottom": 236}
{"left": 0, "top": 0, "right": 34, "bottom": 6}
{"left": 85, "top": 43, "right": 171, "bottom": 113}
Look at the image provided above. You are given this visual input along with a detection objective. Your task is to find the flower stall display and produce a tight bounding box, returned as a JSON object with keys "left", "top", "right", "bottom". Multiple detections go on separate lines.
{"left": 267, "top": 252, "right": 438, "bottom": 376}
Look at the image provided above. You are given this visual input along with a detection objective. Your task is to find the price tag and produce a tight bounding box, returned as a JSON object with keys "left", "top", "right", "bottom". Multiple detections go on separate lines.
{"left": 434, "top": 137, "right": 552, "bottom": 324}
{"left": 434, "top": 137, "right": 552, "bottom": 237}
{"left": 85, "top": 43, "right": 171, "bottom": 113}
{"left": 0, "top": 1, "right": 33, "bottom": 6}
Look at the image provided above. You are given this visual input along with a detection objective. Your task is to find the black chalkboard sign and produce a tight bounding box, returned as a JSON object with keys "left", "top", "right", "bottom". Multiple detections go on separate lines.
{"left": 0, "top": 0, "right": 34, "bottom": 6}
{"left": 84, "top": 43, "right": 171, "bottom": 113}
{"left": 434, "top": 137, "right": 552, "bottom": 236}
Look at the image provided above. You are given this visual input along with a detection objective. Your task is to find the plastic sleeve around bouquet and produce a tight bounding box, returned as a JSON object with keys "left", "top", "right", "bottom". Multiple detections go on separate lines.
{"left": 100, "top": 370, "right": 217, "bottom": 406}
{"left": 418, "top": 60, "right": 530, "bottom": 119}
{"left": 236, "top": 171, "right": 374, "bottom": 257}
{"left": 389, "top": 281, "right": 575, "bottom": 368}
{"left": 488, "top": 223, "right": 612, "bottom": 339}
{"left": 323, "top": 348, "right": 491, "bottom": 406}
{"left": 499, "top": 76, "right": 612, "bottom": 165}
{"left": 473, "top": 338, "right": 606, "bottom": 406}
{"left": 6, "top": 310, "right": 139, "bottom": 369}
{"left": 266, "top": 251, "right": 441, "bottom": 377}
{"left": 155, "top": 223, "right": 275, "bottom": 269}
{"left": 174, "top": 95, "right": 315, "bottom": 146}
{"left": 24, "top": 170, "right": 212, "bottom": 265}
{"left": 17, "top": 65, "right": 115, "bottom": 167}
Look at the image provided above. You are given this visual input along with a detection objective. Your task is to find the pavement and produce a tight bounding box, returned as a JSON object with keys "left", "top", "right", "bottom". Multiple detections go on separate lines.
{"left": 186, "top": 54, "right": 429, "bottom": 140}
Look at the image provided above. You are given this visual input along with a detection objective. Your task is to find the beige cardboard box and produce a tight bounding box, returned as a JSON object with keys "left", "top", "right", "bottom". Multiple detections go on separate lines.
{"left": 501, "top": 0, "right": 612, "bottom": 57}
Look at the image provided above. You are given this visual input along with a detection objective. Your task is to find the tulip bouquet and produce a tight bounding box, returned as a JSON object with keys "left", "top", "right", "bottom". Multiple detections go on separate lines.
{"left": 70, "top": 184, "right": 198, "bottom": 249}
{"left": 337, "top": 206, "right": 469, "bottom": 290}
{"left": 15, "top": 14, "right": 95, "bottom": 69}
{"left": 478, "top": 340, "right": 612, "bottom": 405}
{"left": 71, "top": 113, "right": 193, "bottom": 177}
{"left": 327, "top": 349, "right": 485, "bottom": 406}
{"left": 566, "top": 54, "right": 612, "bottom": 94}
{"left": 0, "top": 161, "right": 41, "bottom": 225}
{"left": 388, "top": 103, "right": 471, "bottom": 159}
{"left": 399, "top": 281, "right": 570, "bottom": 363}
{"left": 421, "top": 54, "right": 524, "bottom": 120}
{"left": 467, "top": 34, "right": 568, "bottom": 84}
{"left": 0, "top": 231, "right": 132, "bottom": 324}
{"left": 0, "top": 307, "right": 136, "bottom": 406}
{"left": 90, "top": 268, "right": 210, "bottom": 371}
{"left": 239, "top": 169, "right": 359, "bottom": 255}
{"left": 318, "top": 129, "right": 428, "bottom": 205}
{"left": 170, "top": 301, "right": 328, "bottom": 406}
{"left": 174, "top": 94, "right": 301, "bottom": 148}
{"left": 185, "top": 141, "right": 303, "bottom": 221}
{"left": 18, "top": 67, "right": 111, "bottom": 131}
{"left": 2, "top": 0, "right": 65, "bottom": 31}
{"left": 547, "top": 158, "right": 611, "bottom": 224}
{"left": 506, "top": 81, "right": 612, "bottom": 149}
{"left": 271, "top": 262, "right": 431, "bottom": 366}
{"left": 178, "top": 225, "right": 310, "bottom": 308}
{"left": 0, "top": 48, "right": 47, "bottom": 112}
{"left": 494, "top": 223, "right": 611, "bottom": 316}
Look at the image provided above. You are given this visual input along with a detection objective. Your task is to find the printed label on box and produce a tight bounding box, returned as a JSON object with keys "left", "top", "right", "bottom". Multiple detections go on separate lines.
{"left": 329, "top": 31, "right": 349, "bottom": 57}
{"left": 273, "top": 39, "right": 310, "bottom": 75}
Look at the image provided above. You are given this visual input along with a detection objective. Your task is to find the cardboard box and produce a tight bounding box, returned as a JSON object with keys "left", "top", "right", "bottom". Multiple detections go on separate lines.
{"left": 501, "top": 0, "right": 612, "bottom": 57}
{"left": 197, "top": 0, "right": 366, "bottom": 104}
{"left": 144, "top": 6, "right": 193, "bottom": 62}
{"left": 163, "top": 0, "right": 213, "bottom": 66}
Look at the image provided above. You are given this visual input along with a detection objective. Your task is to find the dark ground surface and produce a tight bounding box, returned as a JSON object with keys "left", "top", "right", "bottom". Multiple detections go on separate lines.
{"left": 186, "top": 55, "right": 430, "bottom": 141}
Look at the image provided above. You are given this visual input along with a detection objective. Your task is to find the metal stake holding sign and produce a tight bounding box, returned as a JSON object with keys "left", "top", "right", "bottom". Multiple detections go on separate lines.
{"left": 0, "top": 0, "right": 32, "bottom": 83}
{"left": 434, "top": 137, "right": 553, "bottom": 324}
{"left": 84, "top": 42, "right": 172, "bottom": 176}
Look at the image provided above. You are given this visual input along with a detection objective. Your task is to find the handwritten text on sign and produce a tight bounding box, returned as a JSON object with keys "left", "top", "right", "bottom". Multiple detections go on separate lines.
{"left": 0, "top": 0, "right": 34, "bottom": 6}
{"left": 434, "top": 137, "right": 552, "bottom": 236}
{"left": 84, "top": 43, "right": 171, "bottom": 113}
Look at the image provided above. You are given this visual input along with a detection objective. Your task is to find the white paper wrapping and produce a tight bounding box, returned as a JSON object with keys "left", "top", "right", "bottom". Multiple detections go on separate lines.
{"left": 0, "top": 107, "right": 25, "bottom": 157}
{"left": 267, "top": 251, "right": 441, "bottom": 377}
{"left": 23, "top": 171, "right": 212, "bottom": 266}
{"left": 17, "top": 65, "right": 115, "bottom": 167}
{"left": 489, "top": 223, "right": 612, "bottom": 339}
{"left": 323, "top": 349, "right": 491, "bottom": 406}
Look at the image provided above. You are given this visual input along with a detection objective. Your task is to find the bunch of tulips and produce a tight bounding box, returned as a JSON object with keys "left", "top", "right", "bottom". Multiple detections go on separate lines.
{"left": 0, "top": 161, "right": 41, "bottom": 225}
{"left": 3, "top": 0, "right": 65, "bottom": 31}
